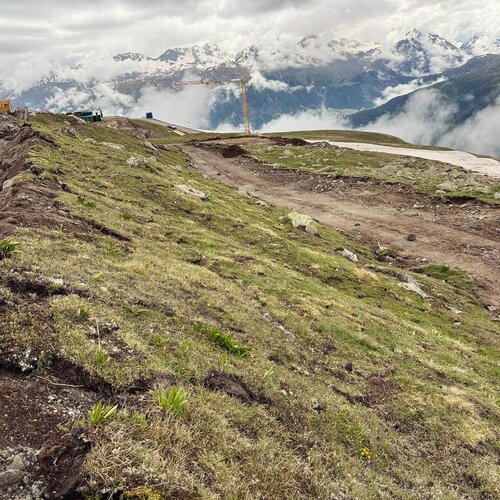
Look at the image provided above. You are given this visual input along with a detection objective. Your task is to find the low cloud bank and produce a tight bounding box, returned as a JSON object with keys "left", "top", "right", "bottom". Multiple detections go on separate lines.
{"left": 248, "top": 89, "right": 500, "bottom": 157}
{"left": 363, "top": 89, "right": 500, "bottom": 156}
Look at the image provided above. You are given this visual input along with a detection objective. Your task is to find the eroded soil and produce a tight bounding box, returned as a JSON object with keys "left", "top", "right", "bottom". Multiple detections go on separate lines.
{"left": 181, "top": 141, "right": 500, "bottom": 309}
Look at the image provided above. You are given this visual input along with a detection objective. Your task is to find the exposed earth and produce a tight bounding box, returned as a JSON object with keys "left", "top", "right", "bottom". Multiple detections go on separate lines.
{"left": 181, "top": 138, "right": 500, "bottom": 309}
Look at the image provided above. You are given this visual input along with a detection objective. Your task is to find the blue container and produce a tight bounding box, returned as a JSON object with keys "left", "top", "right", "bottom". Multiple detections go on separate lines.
{"left": 146, "top": 112, "right": 153, "bottom": 119}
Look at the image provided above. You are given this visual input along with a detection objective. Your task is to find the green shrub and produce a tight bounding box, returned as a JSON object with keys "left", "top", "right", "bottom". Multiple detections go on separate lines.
{"left": 88, "top": 402, "right": 118, "bottom": 425}
{"left": 155, "top": 387, "right": 188, "bottom": 417}
{"left": 0, "top": 239, "right": 20, "bottom": 259}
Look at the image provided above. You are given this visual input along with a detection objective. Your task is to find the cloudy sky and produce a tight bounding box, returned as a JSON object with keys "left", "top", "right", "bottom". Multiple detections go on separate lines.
{"left": 1, "top": 0, "right": 498, "bottom": 66}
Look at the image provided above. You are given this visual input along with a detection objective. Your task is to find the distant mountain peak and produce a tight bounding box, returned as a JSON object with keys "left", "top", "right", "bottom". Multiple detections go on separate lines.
{"left": 113, "top": 52, "right": 151, "bottom": 62}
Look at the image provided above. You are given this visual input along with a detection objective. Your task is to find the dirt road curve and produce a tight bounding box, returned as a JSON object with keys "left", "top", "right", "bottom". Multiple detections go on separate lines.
{"left": 181, "top": 143, "right": 500, "bottom": 309}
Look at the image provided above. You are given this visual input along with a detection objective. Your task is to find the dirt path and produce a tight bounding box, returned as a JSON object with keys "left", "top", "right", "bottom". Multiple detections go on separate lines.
{"left": 181, "top": 143, "right": 500, "bottom": 309}
{"left": 308, "top": 140, "right": 500, "bottom": 177}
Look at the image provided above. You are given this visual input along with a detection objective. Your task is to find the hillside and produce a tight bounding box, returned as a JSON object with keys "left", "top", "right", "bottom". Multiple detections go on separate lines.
{"left": 0, "top": 113, "right": 499, "bottom": 498}
{"left": 349, "top": 54, "right": 500, "bottom": 129}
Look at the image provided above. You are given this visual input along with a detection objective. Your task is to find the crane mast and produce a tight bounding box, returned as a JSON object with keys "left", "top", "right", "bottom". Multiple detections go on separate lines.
{"left": 115, "top": 76, "right": 252, "bottom": 135}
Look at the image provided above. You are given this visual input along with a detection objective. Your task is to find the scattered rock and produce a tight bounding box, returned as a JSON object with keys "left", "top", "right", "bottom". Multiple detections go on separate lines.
{"left": 407, "top": 233, "right": 417, "bottom": 241}
{"left": 84, "top": 138, "right": 97, "bottom": 144}
{"left": 309, "top": 141, "right": 338, "bottom": 149}
{"left": 12, "top": 106, "right": 29, "bottom": 120}
{"left": 0, "top": 452, "right": 27, "bottom": 488}
{"left": 157, "top": 144, "right": 171, "bottom": 151}
{"left": 142, "top": 140, "right": 158, "bottom": 153}
{"left": 436, "top": 181, "right": 459, "bottom": 192}
{"left": 340, "top": 248, "right": 359, "bottom": 262}
{"left": 100, "top": 141, "right": 124, "bottom": 150}
{"left": 175, "top": 184, "right": 208, "bottom": 201}
{"left": 263, "top": 312, "right": 293, "bottom": 336}
{"left": 168, "top": 164, "right": 183, "bottom": 172}
{"left": 398, "top": 282, "right": 428, "bottom": 299}
{"left": 256, "top": 200, "right": 269, "bottom": 209}
{"left": 126, "top": 156, "right": 148, "bottom": 168}
{"left": 60, "top": 127, "right": 78, "bottom": 139}
{"left": 286, "top": 212, "right": 317, "bottom": 236}
{"left": 318, "top": 166, "right": 337, "bottom": 174}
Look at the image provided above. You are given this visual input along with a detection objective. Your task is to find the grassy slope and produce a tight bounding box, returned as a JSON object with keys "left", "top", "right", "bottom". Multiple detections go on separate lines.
{"left": 246, "top": 143, "right": 500, "bottom": 204}
{"left": 270, "top": 129, "right": 453, "bottom": 150}
{"left": 2, "top": 114, "right": 499, "bottom": 498}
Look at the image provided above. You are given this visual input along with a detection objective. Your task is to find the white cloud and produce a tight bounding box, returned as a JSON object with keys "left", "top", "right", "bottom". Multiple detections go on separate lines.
{"left": 373, "top": 76, "right": 447, "bottom": 106}
{"left": 249, "top": 71, "right": 290, "bottom": 91}
{"left": 256, "top": 107, "right": 347, "bottom": 133}
{"left": 362, "top": 89, "right": 457, "bottom": 145}
{"left": 361, "top": 89, "right": 500, "bottom": 156}
{"left": 438, "top": 96, "right": 500, "bottom": 156}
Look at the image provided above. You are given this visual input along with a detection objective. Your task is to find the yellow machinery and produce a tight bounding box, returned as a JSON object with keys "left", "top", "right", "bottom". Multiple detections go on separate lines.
{"left": 0, "top": 100, "right": 12, "bottom": 113}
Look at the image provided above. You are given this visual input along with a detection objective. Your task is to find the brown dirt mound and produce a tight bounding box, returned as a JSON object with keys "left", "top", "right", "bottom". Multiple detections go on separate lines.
{"left": 270, "top": 136, "right": 308, "bottom": 146}
{"left": 38, "top": 430, "right": 90, "bottom": 499}
{"left": 203, "top": 370, "right": 255, "bottom": 403}
{"left": 221, "top": 144, "right": 247, "bottom": 158}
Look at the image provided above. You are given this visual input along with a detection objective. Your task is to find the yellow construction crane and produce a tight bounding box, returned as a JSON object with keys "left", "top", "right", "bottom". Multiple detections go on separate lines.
{"left": 177, "top": 78, "right": 251, "bottom": 136}
{"left": 115, "top": 77, "right": 252, "bottom": 135}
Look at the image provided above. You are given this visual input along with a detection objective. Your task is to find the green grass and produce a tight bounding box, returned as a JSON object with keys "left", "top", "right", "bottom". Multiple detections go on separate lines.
{"left": 271, "top": 129, "right": 452, "bottom": 150}
{"left": 155, "top": 387, "right": 188, "bottom": 417}
{"left": 0, "top": 238, "right": 21, "bottom": 259}
{"left": 2, "top": 112, "right": 499, "bottom": 498}
{"left": 245, "top": 143, "right": 500, "bottom": 204}
{"left": 88, "top": 403, "right": 118, "bottom": 426}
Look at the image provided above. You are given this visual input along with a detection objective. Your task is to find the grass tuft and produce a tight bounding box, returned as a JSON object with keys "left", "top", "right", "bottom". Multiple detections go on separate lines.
{"left": 0, "top": 238, "right": 20, "bottom": 259}
{"left": 155, "top": 387, "right": 188, "bottom": 417}
{"left": 88, "top": 402, "right": 118, "bottom": 425}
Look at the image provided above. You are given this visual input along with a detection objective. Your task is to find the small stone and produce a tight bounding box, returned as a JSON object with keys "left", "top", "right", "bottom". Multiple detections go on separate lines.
{"left": 286, "top": 212, "right": 317, "bottom": 236}
{"left": 143, "top": 140, "right": 158, "bottom": 153}
{"left": 399, "top": 282, "right": 428, "bottom": 299}
{"left": 340, "top": 248, "right": 359, "bottom": 262}
{"left": 100, "top": 141, "right": 124, "bottom": 150}
{"left": 175, "top": 184, "right": 208, "bottom": 201}
{"left": 126, "top": 156, "right": 148, "bottom": 167}
{"left": 60, "top": 127, "right": 78, "bottom": 138}
{"left": 407, "top": 233, "right": 417, "bottom": 241}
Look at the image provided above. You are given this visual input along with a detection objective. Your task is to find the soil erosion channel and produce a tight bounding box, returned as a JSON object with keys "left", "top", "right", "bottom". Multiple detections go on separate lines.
{"left": 181, "top": 141, "right": 500, "bottom": 309}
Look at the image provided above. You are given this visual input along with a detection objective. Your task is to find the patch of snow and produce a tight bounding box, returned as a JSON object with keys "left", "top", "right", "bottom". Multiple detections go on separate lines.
{"left": 306, "top": 141, "right": 500, "bottom": 177}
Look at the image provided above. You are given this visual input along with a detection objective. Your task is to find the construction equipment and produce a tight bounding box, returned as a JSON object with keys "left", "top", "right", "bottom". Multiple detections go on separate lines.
{"left": 0, "top": 100, "right": 12, "bottom": 113}
{"left": 66, "top": 110, "right": 103, "bottom": 123}
{"left": 178, "top": 78, "right": 251, "bottom": 136}
{"left": 115, "top": 76, "right": 252, "bottom": 135}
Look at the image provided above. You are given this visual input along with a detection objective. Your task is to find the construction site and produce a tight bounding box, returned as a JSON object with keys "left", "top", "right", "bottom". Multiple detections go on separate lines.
{"left": 1, "top": 82, "right": 499, "bottom": 499}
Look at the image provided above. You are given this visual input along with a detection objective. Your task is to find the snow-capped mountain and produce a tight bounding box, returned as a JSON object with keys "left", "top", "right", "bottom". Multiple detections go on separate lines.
{"left": 3, "top": 29, "right": 499, "bottom": 130}
{"left": 391, "top": 29, "right": 465, "bottom": 76}
{"left": 113, "top": 52, "right": 153, "bottom": 62}
{"left": 461, "top": 34, "right": 500, "bottom": 56}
